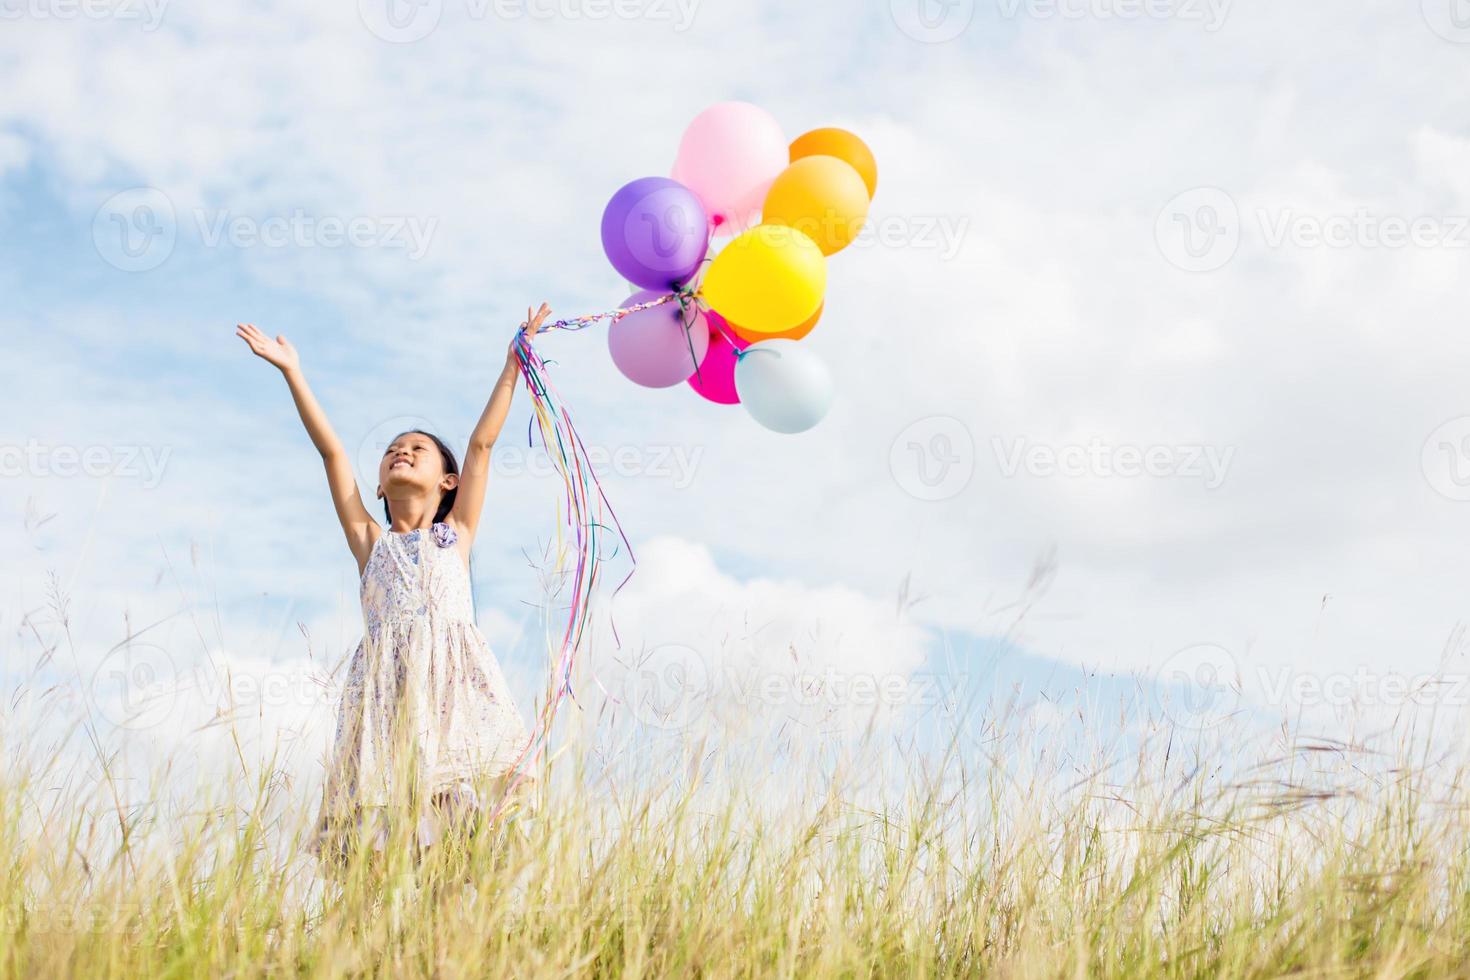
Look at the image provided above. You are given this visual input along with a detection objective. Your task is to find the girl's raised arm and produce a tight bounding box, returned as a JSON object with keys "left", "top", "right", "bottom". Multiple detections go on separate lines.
{"left": 236, "top": 323, "right": 378, "bottom": 572}
{"left": 450, "top": 303, "right": 551, "bottom": 549}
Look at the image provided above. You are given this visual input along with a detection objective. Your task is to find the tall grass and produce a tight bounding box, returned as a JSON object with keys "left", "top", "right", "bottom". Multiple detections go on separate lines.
{"left": 8, "top": 585, "right": 1470, "bottom": 976}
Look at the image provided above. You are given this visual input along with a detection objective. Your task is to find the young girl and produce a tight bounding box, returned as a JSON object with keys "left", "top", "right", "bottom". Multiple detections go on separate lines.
{"left": 236, "top": 304, "right": 552, "bottom": 863}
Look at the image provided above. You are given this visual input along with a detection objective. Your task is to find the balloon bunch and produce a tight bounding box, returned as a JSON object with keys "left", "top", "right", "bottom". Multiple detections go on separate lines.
{"left": 601, "top": 100, "right": 878, "bottom": 434}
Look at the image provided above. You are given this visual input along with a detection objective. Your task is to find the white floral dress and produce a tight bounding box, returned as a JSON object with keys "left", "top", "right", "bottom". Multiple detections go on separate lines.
{"left": 311, "top": 522, "right": 531, "bottom": 860}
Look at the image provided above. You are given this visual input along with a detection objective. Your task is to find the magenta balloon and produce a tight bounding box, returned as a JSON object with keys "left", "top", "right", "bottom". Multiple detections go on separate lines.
{"left": 600, "top": 177, "right": 710, "bottom": 290}
{"left": 687, "top": 311, "right": 749, "bottom": 405}
{"left": 608, "top": 290, "right": 711, "bottom": 388}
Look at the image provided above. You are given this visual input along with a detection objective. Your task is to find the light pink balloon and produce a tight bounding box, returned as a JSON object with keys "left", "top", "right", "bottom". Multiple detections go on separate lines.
{"left": 671, "top": 101, "right": 787, "bottom": 235}
{"left": 608, "top": 289, "right": 710, "bottom": 388}
{"left": 687, "top": 311, "right": 750, "bottom": 405}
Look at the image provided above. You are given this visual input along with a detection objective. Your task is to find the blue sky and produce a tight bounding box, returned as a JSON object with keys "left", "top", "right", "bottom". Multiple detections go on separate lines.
{"left": 6, "top": 1, "right": 1470, "bottom": 792}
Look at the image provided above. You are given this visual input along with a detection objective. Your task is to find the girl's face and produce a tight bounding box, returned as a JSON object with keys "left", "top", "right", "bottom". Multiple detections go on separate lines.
{"left": 377, "top": 432, "right": 457, "bottom": 499}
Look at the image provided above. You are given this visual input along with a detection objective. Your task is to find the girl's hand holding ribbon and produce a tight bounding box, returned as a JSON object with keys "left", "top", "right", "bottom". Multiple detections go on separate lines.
{"left": 509, "top": 302, "right": 552, "bottom": 365}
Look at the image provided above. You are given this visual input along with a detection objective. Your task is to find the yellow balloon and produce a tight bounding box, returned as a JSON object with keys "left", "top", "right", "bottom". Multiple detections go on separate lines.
{"left": 761, "top": 156, "right": 871, "bottom": 255}
{"left": 700, "top": 225, "right": 826, "bottom": 334}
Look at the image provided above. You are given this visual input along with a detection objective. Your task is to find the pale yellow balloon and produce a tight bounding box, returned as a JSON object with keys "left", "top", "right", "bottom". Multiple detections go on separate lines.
{"left": 700, "top": 225, "right": 826, "bottom": 334}
{"left": 761, "top": 156, "right": 871, "bottom": 256}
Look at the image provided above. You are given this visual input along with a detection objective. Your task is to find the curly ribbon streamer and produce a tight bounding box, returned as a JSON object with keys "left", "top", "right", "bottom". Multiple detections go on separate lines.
{"left": 489, "top": 285, "right": 702, "bottom": 818}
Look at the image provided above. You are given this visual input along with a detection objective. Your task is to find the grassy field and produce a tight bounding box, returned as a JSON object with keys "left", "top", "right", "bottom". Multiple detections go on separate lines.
{"left": 3, "top": 699, "right": 1470, "bottom": 978}
{"left": 7, "top": 577, "right": 1470, "bottom": 977}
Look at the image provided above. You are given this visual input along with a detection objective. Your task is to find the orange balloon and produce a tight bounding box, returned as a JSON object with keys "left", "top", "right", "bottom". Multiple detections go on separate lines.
{"left": 726, "top": 303, "right": 823, "bottom": 343}
{"left": 761, "top": 156, "right": 870, "bottom": 256}
{"left": 790, "top": 127, "right": 877, "bottom": 198}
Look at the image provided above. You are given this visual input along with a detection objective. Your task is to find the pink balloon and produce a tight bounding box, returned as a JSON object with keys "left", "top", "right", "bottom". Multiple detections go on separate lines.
{"left": 671, "top": 101, "right": 787, "bottom": 235}
{"left": 687, "top": 312, "right": 750, "bottom": 405}
{"left": 608, "top": 289, "right": 710, "bottom": 388}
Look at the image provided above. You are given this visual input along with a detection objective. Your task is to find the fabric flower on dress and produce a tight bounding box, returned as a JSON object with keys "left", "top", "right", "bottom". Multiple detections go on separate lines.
{"left": 431, "top": 521, "right": 458, "bottom": 549}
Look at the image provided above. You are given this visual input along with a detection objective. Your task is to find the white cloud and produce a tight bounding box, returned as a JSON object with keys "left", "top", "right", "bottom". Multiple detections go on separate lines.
{"left": 584, "top": 535, "right": 932, "bottom": 736}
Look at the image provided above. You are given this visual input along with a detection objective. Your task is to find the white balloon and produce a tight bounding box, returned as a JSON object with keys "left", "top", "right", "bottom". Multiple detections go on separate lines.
{"left": 733, "top": 339, "right": 834, "bottom": 434}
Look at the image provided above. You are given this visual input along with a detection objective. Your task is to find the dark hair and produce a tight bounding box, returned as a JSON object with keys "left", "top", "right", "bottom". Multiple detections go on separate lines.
{"left": 382, "top": 430, "right": 460, "bottom": 525}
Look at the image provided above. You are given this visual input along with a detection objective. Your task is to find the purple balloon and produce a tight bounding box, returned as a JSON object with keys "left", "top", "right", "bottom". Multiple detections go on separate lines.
{"left": 601, "top": 177, "right": 710, "bottom": 290}
{"left": 608, "top": 289, "right": 711, "bottom": 388}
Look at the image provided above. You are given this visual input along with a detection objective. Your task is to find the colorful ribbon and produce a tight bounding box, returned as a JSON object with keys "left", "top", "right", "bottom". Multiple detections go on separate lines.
{"left": 490, "top": 287, "right": 701, "bottom": 817}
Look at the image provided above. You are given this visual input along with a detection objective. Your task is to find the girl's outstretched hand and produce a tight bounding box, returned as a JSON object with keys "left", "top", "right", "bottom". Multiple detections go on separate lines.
{"left": 236, "top": 323, "right": 300, "bottom": 374}
{"left": 507, "top": 302, "right": 552, "bottom": 365}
